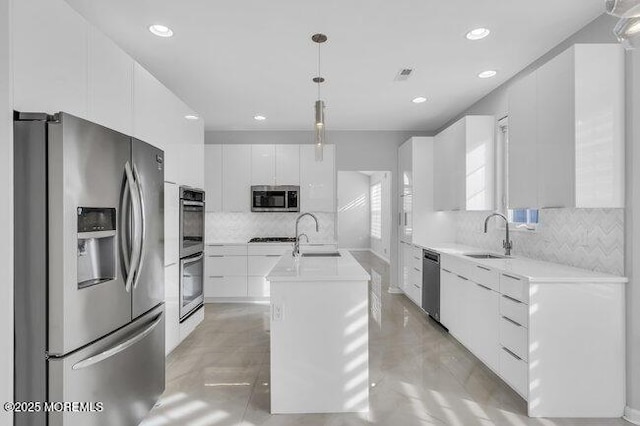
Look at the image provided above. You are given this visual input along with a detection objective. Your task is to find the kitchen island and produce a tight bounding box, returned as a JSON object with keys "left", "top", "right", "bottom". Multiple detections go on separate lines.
{"left": 266, "top": 250, "right": 371, "bottom": 414}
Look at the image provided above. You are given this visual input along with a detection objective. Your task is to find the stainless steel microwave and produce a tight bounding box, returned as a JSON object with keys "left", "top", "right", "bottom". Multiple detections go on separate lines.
{"left": 251, "top": 185, "right": 300, "bottom": 212}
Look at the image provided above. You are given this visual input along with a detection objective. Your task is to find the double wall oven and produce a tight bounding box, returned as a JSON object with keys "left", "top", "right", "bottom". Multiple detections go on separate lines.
{"left": 179, "top": 187, "right": 205, "bottom": 321}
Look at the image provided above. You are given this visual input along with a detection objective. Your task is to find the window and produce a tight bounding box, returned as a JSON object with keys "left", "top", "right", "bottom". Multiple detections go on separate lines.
{"left": 370, "top": 182, "right": 382, "bottom": 239}
{"left": 500, "top": 117, "right": 539, "bottom": 230}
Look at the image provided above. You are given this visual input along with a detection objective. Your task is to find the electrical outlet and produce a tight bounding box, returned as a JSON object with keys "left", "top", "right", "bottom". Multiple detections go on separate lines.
{"left": 272, "top": 303, "right": 284, "bottom": 322}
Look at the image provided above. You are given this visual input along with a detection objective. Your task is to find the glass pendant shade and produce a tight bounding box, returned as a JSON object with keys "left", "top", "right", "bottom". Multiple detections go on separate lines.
{"left": 315, "top": 100, "right": 325, "bottom": 161}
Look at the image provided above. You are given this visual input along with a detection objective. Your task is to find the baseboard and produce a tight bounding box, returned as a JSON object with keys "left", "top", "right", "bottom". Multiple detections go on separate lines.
{"left": 205, "top": 297, "right": 269, "bottom": 304}
{"left": 625, "top": 406, "right": 640, "bottom": 425}
{"left": 387, "top": 285, "right": 404, "bottom": 294}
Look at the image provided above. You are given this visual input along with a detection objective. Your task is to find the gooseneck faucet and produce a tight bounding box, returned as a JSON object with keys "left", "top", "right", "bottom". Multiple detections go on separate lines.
{"left": 293, "top": 212, "right": 319, "bottom": 257}
{"left": 483, "top": 212, "right": 513, "bottom": 256}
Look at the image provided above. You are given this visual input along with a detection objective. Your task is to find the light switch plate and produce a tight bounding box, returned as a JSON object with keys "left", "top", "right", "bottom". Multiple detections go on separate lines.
{"left": 272, "top": 302, "right": 284, "bottom": 322}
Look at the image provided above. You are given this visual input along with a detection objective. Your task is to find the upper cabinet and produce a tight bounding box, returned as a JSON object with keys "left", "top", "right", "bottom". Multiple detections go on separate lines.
{"left": 434, "top": 116, "right": 495, "bottom": 211}
{"left": 300, "top": 144, "right": 335, "bottom": 212}
{"left": 251, "top": 145, "right": 300, "bottom": 186}
{"left": 13, "top": 0, "right": 88, "bottom": 117}
{"left": 222, "top": 145, "right": 252, "bottom": 212}
{"left": 398, "top": 141, "right": 413, "bottom": 242}
{"left": 508, "top": 44, "right": 625, "bottom": 209}
{"left": 204, "top": 145, "right": 223, "bottom": 212}
{"left": 88, "top": 26, "right": 133, "bottom": 136}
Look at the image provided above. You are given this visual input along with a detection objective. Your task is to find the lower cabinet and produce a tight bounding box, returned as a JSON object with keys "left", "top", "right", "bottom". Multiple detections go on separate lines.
{"left": 205, "top": 244, "right": 248, "bottom": 299}
{"left": 164, "top": 263, "right": 180, "bottom": 355}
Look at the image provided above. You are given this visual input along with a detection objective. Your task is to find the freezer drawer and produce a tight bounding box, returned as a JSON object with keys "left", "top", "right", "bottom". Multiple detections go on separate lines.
{"left": 48, "top": 305, "right": 165, "bottom": 426}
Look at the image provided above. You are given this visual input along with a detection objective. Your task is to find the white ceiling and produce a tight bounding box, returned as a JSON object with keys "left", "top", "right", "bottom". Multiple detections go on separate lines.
{"left": 65, "top": 0, "right": 604, "bottom": 132}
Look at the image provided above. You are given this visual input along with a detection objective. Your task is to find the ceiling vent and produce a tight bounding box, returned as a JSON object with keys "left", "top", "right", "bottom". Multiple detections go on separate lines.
{"left": 394, "top": 68, "right": 414, "bottom": 81}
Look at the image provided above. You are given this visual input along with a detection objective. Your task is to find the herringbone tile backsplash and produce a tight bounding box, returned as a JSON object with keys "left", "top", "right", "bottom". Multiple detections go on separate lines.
{"left": 454, "top": 209, "right": 624, "bottom": 276}
{"left": 206, "top": 212, "right": 336, "bottom": 244}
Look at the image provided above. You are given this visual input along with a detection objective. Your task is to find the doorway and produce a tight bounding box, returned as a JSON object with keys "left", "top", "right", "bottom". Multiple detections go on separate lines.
{"left": 336, "top": 171, "right": 391, "bottom": 262}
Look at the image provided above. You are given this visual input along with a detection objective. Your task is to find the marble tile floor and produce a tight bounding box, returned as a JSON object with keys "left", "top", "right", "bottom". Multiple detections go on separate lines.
{"left": 141, "top": 251, "right": 631, "bottom": 426}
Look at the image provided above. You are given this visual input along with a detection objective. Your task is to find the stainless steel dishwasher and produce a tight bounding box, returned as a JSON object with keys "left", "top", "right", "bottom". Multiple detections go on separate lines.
{"left": 422, "top": 249, "right": 441, "bottom": 322}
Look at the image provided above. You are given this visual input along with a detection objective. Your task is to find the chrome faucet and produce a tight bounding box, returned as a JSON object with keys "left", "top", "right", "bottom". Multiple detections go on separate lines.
{"left": 483, "top": 212, "right": 513, "bottom": 256}
{"left": 293, "top": 213, "right": 319, "bottom": 257}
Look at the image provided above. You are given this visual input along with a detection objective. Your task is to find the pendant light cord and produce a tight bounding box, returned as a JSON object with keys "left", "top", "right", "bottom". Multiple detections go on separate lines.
{"left": 317, "top": 41, "right": 321, "bottom": 99}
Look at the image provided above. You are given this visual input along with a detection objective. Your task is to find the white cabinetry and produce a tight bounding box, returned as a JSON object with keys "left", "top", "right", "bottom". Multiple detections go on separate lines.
{"left": 434, "top": 116, "right": 495, "bottom": 211}
{"left": 205, "top": 244, "right": 248, "bottom": 298}
{"left": 13, "top": 0, "right": 88, "bottom": 117}
{"left": 398, "top": 141, "right": 413, "bottom": 243}
{"left": 508, "top": 44, "right": 625, "bottom": 209}
{"left": 248, "top": 244, "right": 289, "bottom": 297}
{"left": 439, "top": 253, "right": 625, "bottom": 417}
{"left": 222, "top": 145, "right": 251, "bottom": 212}
{"left": 164, "top": 183, "right": 180, "bottom": 267}
{"left": 204, "top": 145, "right": 223, "bottom": 212}
{"left": 300, "top": 144, "right": 335, "bottom": 212}
{"left": 164, "top": 263, "right": 180, "bottom": 355}
{"left": 87, "top": 26, "right": 133, "bottom": 135}
{"left": 276, "top": 145, "right": 300, "bottom": 185}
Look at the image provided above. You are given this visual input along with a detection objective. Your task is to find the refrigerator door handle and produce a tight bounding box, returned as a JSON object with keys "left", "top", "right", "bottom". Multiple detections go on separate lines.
{"left": 124, "top": 162, "right": 142, "bottom": 293}
{"left": 71, "top": 312, "right": 163, "bottom": 371}
{"left": 132, "top": 163, "right": 146, "bottom": 290}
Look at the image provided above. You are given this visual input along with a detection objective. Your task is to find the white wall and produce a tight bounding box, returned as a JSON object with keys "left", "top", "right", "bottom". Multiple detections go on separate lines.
{"left": 370, "top": 171, "right": 391, "bottom": 262}
{"left": 206, "top": 130, "right": 430, "bottom": 286}
{"left": 337, "top": 172, "right": 370, "bottom": 250}
{"left": 0, "top": 0, "right": 12, "bottom": 423}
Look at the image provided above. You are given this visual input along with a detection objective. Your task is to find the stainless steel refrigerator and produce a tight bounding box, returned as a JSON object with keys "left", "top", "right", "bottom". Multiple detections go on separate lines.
{"left": 14, "top": 112, "right": 165, "bottom": 426}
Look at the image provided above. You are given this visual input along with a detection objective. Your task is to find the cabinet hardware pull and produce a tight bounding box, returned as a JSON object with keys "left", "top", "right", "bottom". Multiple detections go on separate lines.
{"left": 209, "top": 275, "right": 224, "bottom": 278}
{"left": 502, "top": 347, "right": 522, "bottom": 361}
{"left": 414, "top": 267, "right": 421, "bottom": 272}
{"left": 476, "top": 283, "right": 492, "bottom": 291}
{"left": 414, "top": 256, "right": 421, "bottom": 260}
{"left": 502, "top": 273, "right": 521, "bottom": 281}
{"left": 442, "top": 268, "right": 451, "bottom": 273}
{"left": 208, "top": 255, "right": 224, "bottom": 258}
{"left": 413, "top": 283, "right": 420, "bottom": 288}
{"left": 265, "top": 255, "right": 281, "bottom": 257}
{"left": 502, "top": 294, "right": 523, "bottom": 304}
{"left": 502, "top": 316, "right": 523, "bottom": 327}
{"left": 457, "top": 274, "right": 469, "bottom": 281}
{"left": 477, "top": 265, "right": 491, "bottom": 271}
{"left": 207, "top": 244, "right": 224, "bottom": 247}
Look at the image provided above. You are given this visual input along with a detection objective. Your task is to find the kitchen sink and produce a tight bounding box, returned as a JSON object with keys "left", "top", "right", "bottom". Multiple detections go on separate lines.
{"left": 301, "top": 252, "right": 342, "bottom": 257}
{"left": 464, "top": 253, "right": 507, "bottom": 259}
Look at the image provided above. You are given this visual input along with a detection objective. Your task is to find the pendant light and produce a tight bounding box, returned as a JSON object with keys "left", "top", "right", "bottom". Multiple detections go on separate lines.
{"left": 312, "top": 33, "right": 327, "bottom": 161}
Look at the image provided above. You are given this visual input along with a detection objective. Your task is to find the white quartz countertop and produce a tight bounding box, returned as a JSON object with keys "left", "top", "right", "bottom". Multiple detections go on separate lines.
{"left": 423, "top": 243, "right": 627, "bottom": 284}
{"left": 266, "top": 250, "right": 371, "bottom": 282}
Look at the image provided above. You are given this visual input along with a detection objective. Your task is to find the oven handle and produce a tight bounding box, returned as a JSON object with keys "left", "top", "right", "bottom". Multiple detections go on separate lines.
{"left": 132, "top": 163, "right": 146, "bottom": 290}
{"left": 182, "top": 200, "right": 204, "bottom": 207}
{"left": 182, "top": 252, "right": 204, "bottom": 266}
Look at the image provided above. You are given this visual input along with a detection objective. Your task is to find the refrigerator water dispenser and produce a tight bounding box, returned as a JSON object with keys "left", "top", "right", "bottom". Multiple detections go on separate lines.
{"left": 77, "top": 207, "right": 117, "bottom": 289}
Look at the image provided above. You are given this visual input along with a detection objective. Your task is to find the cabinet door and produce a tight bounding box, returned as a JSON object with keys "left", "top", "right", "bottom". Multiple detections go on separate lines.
{"left": 398, "top": 141, "right": 413, "bottom": 241}
{"left": 434, "top": 125, "right": 463, "bottom": 211}
{"left": 402, "top": 243, "right": 413, "bottom": 293}
{"left": 133, "top": 63, "right": 173, "bottom": 150}
{"left": 13, "top": 0, "right": 88, "bottom": 117}
{"left": 468, "top": 283, "right": 500, "bottom": 372}
{"left": 440, "top": 269, "right": 457, "bottom": 332}
{"left": 88, "top": 26, "right": 133, "bottom": 135}
{"left": 465, "top": 116, "right": 495, "bottom": 211}
{"left": 433, "top": 132, "right": 448, "bottom": 211}
{"left": 275, "top": 145, "right": 300, "bottom": 185}
{"left": 536, "top": 48, "right": 575, "bottom": 208}
{"left": 164, "top": 182, "right": 180, "bottom": 267}
{"left": 508, "top": 72, "right": 538, "bottom": 209}
{"left": 251, "top": 145, "right": 276, "bottom": 185}
{"left": 222, "top": 145, "right": 251, "bottom": 212}
{"left": 178, "top": 112, "right": 205, "bottom": 189}
{"left": 204, "top": 145, "right": 223, "bottom": 212}
{"left": 300, "top": 144, "right": 335, "bottom": 212}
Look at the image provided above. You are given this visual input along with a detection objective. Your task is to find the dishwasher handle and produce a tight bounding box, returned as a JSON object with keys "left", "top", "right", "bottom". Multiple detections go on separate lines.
{"left": 423, "top": 250, "right": 440, "bottom": 264}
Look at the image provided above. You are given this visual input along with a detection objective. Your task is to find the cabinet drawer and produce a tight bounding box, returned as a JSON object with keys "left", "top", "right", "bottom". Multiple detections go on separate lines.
{"left": 468, "top": 264, "right": 499, "bottom": 291}
{"left": 500, "top": 294, "right": 528, "bottom": 328}
{"left": 247, "top": 276, "right": 270, "bottom": 297}
{"left": 206, "top": 255, "right": 247, "bottom": 276}
{"left": 411, "top": 246, "right": 423, "bottom": 260}
{"left": 247, "top": 244, "right": 290, "bottom": 256}
{"left": 248, "top": 255, "right": 282, "bottom": 276}
{"left": 499, "top": 273, "right": 528, "bottom": 304}
{"left": 410, "top": 267, "right": 422, "bottom": 287}
{"left": 499, "top": 347, "right": 528, "bottom": 398}
{"left": 206, "top": 244, "right": 248, "bottom": 256}
{"left": 412, "top": 255, "right": 422, "bottom": 271}
{"left": 500, "top": 316, "right": 528, "bottom": 361}
{"left": 205, "top": 276, "right": 248, "bottom": 298}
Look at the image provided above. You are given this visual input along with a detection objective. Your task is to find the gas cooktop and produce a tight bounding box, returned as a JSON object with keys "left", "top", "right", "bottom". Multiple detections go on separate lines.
{"left": 248, "top": 237, "right": 296, "bottom": 243}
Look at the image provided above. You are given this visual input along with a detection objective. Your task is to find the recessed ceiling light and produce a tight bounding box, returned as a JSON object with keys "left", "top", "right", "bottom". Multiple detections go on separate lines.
{"left": 149, "top": 24, "right": 174, "bottom": 38}
{"left": 466, "top": 28, "right": 491, "bottom": 40}
{"left": 478, "top": 70, "right": 497, "bottom": 79}
{"left": 254, "top": 115, "right": 267, "bottom": 121}
{"left": 184, "top": 115, "right": 198, "bottom": 120}
{"left": 412, "top": 97, "right": 427, "bottom": 104}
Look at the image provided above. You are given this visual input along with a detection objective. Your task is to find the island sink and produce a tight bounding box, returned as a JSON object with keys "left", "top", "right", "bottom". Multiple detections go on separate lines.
{"left": 300, "top": 252, "right": 341, "bottom": 257}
